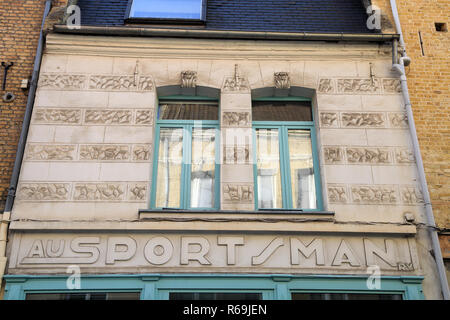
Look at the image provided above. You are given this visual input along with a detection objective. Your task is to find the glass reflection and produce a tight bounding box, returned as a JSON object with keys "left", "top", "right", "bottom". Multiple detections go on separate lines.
{"left": 288, "top": 129, "right": 316, "bottom": 209}
{"left": 255, "top": 129, "right": 283, "bottom": 209}
{"left": 191, "top": 128, "right": 216, "bottom": 208}
{"left": 155, "top": 128, "right": 183, "bottom": 208}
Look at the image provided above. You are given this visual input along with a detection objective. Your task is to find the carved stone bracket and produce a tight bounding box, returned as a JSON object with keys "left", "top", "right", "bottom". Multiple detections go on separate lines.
{"left": 181, "top": 71, "right": 197, "bottom": 88}
{"left": 274, "top": 72, "right": 290, "bottom": 89}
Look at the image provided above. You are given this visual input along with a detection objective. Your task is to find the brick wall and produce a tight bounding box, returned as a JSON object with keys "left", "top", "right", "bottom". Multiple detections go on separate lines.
{"left": 0, "top": 0, "right": 67, "bottom": 212}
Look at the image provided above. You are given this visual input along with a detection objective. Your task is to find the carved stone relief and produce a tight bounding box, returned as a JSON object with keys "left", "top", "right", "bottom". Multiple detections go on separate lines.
{"left": 383, "top": 79, "right": 402, "bottom": 93}
{"left": 223, "top": 184, "right": 254, "bottom": 202}
{"left": 274, "top": 72, "right": 290, "bottom": 89}
{"left": 135, "top": 109, "right": 154, "bottom": 125}
{"left": 138, "top": 76, "right": 154, "bottom": 91}
{"left": 319, "top": 112, "right": 338, "bottom": 127}
{"left": 17, "top": 183, "right": 71, "bottom": 200}
{"left": 26, "top": 145, "right": 76, "bottom": 161}
{"left": 395, "top": 148, "right": 415, "bottom": 164}
{"left": 181, "top": 71, "right": 197, "bottom": 88}
{"left": 79, "top": 145, "right": 130, "bottom": 161}
{"left": 223, "top": 76, "right": 250, "bottom": 92}
{"left": 73, "top": 183, "right": 126, "bottom": 201}
{"left": 323, "top": 147, "right": 344, "bottom": 164}
{"left": 85, "top": 110, "right": 132, "bottom": 124}
{"left": 400, "top": 186, "right": 424, "bottom": 204}
{"left": 337, "top": 79, "right": 381, "bottom": 93}
{"left": 88, "top": 75, "right": 154, "bottom": 91}
{"left": 351, "top": 185, "right": 397, "bottom": 204}
{"left": 128, "top": 183, "right": 148, "bottom": 201}
{"left": 222, "top": 112, "right": 250, "bottom": 127}
{"left": 34, "top": 108, "right": 81, "bottom": 124}
{"left": 132, "top": 145, "right": 151, "bottom": 161}
{"left": 341, "top": 112, "right": 385, "bottom": 127}
{"left": 223, "top": 146, "right": 250, "bottom": 164}
{"left": 39, "top": 74, "right": 86, "bottom": 90}
{"left": 327, "top": 185, "right": 348, "bottom": 203}
{"left": 346, "top": 148, "right": 391, "bottom": 164}
{"left": 318, "top": 79, "right": 335, "bottom": 93}
{"left": 389, "top": 112, "right": 409, "bottom": 128}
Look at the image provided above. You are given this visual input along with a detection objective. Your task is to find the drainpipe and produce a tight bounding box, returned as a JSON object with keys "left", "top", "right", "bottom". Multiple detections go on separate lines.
{"left": 0, "top": 0, "right": 52, "bottom": 292}
{"left": 390, "top": 0, "right": 450, "bottom": 300}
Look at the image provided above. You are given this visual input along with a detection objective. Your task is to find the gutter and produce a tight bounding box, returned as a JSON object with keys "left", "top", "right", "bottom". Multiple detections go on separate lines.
{"left": 53, "top": 25, "right": 400, "bottom": 42}
{"left": 390, "top": 0, "right": 450, "bottom": 300}
{"left": 0, "top": 0, "right": 52, "bottom": 291}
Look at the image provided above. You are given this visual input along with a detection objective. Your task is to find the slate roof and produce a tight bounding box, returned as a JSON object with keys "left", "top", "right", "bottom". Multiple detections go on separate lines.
{"left": 77, "top": 0, "right": 374, "bottom": 34}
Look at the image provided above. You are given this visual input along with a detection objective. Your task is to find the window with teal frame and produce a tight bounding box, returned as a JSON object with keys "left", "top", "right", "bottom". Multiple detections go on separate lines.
{"left": 150, "top": 97, "right": 220, "bottom": 210}
{"left": 252, "top": 97, "right": 323, "bottom": 211}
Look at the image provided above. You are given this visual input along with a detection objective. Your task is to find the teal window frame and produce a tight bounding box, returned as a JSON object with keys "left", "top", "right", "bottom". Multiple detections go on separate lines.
{"left": 150, "top": 96, "right": 220, "bottom": 210}
{"left": 252, "top": 97, "right": 324, "bottom": 211}
{"left": 3, "top": 274, "right": 425, "bottom": 300}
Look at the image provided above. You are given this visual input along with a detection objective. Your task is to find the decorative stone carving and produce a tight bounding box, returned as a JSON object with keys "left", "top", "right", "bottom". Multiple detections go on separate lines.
{"left": 274, "top": 72, "right": 290, "bottom": 89}
{"left": 34, "top": 108, "right": 81, "bottom": 124}
{"left": 39, "top": 74, "right": 86, "bottom": 90}
{"left": 400, "top": 186, "right": 424, "bottom": 204}
{"left": 18, "top": 183, "right": 71, "bottom": 200}
{"left": 223, "top": 184, "right": 254, "bottom": 202}
{"left": 351, "top": 185, "right": 397, "bottom": 204}
{"left": 337, "top": 79, "right": 381, "bottom": 93}
{"left": 181, "top": 71, "right": 197, "bottom": 88}
{"left": 135, "top": 109, "right": 154, "bottom": 125}
{"left": 73, "top": 183, "right": 125, "bottom": 201}
{"left": 389, "top": 112, "right": 409, "bottom": 128}
{"left": 346, "top": 148, "right": 391, "bottom": 164}
{"left": 79, "top": 145, "right": 130, "bottom": 161}
{"left": 223, "top": 64, "right": 250, "bottom": 92}
{"left": 89, "top": 75, "right": 137, "bottom": 91}
{"left": 222, "top": 112, "right": 250, "bottom": 127}
{"left": 320, "top": 112, "right": 338, "bottom": 127}
{"left": 327, "top": 185, "right": 348, "bottom": 203}
{"left": 138, "top": 76, "right": 154, "bottom": 91}
{"left": 383, "top": 79, "right": 402, "bottom": 93}
{"left": 318, "top": 79, "right": 334, "bottom": 93}
{"left": 128, "top": 183, "right": 148, "bottom": 201}
{"left": 341, "top": 112, "right": 385, "bottom": 127}
{"left": 395, "top": 148, "right": 415, "bottom": 164}
{"left": 324, "top": 147, "right": 344, "bottom": 164}
{"left": 132, "top": 145, "right": 151, "bottom": 161}
{"left": 26, "top": 144, "right": 76, "bottom": 161}
{"left": 85, "top": 110, "right": 132, "bottom": 124}
{"left": 223, "top": 146, "right": 250, "bottom": 164}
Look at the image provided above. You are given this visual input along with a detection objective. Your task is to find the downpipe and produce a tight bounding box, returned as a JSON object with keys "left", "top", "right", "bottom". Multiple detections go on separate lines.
{"left": 390, "top": 0, "right": 450, "bottom": 300}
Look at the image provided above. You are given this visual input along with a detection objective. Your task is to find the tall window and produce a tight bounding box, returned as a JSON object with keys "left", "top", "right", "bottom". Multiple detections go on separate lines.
{"left": 128, "top": 0, "right": 207, "bottom": 20}
{"left": 252, "top": 99, "right": 322, "bottom": 210}
{"left": 151, "top": 98, "right": 220, "bottom": 210}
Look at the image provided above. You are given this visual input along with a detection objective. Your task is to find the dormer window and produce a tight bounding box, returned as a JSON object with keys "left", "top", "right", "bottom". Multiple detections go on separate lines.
{"left": 127, "top": 0, "right": 207, "bottom": 22}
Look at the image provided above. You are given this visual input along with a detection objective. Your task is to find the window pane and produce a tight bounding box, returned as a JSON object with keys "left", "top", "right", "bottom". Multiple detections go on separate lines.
{"left": 170, "top": 292, "right": 262, "bottom": 300}
{"left": 252, "top": 101, "right": 312, "bottom": 122}
{"left": 288, "top": 130, "right": 316, "bottom": 209}
{"left": 255, "top": 129, "right": 282, "bottom": 209}
{"left": 191, "top": 128, "right": 216, "bottom": 208}
{"left": 130, "top": 0, "right": 203, "bottom": 19}
{"left": 26, "top": 292, "right": 140, "bottom": 300}
{"left": 159, "top": 103, "right": 218, "bottom": 120}
{"left": 291, "top": 293, "right": 402, "bottom": 300}
{"left": 155, "top": 128, "right": 184, "bottom": 208}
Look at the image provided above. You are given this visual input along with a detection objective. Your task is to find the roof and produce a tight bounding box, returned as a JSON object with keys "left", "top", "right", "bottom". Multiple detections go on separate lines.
{"left": 77, "top": 0, "right": 374, "bottom": 34}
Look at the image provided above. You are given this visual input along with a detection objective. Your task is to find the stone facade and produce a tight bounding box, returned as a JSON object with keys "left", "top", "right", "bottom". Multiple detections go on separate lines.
{"left": 1, "top": 0, "right": 448, "bottom": 298}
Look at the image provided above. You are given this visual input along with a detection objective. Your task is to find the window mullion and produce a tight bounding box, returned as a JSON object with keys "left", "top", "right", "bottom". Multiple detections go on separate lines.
{"left": 182, "top": 125, "right": 192, "bottom": 209}
{"left": 280, "top": 126, "right": 293, "bottom": 209}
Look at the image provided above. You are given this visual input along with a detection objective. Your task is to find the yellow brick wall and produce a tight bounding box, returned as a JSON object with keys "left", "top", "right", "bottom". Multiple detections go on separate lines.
{"left": 374, "top": 0, "right": 449, "bottom": 231}
{"left": 0, "top": 0, "right": 67, "bottom": 212}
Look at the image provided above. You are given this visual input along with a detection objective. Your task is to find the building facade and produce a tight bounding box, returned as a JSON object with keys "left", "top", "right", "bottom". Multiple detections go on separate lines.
{"left": 1, "top": 0, "right": 448, "bottom": 300}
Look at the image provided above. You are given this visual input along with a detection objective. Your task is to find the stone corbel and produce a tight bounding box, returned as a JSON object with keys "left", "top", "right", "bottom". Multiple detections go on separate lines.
{"left": 274, "top": 72, "right": 290, "bottom": 89}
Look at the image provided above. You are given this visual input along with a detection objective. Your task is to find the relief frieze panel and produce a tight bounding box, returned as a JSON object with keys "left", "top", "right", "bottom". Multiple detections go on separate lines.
{"left": 223, "top": 184, "right": 254, "bottom": 202}
{"left": 351, "top": 185, "right": 398, "bottom": 204}
{"left": 323, "top": 147, "right": 344, "bottom": 164}
{"left": 337, "top": 78, "right": 381, "bottom": 94}
{"left": 73, "top": 183, "right": 126, "bottom": 201}
{"left": 327, "top": 185, "right": 348, "bottom": 203}
{"left": 26, "top": 144, "right": 76, "bottom": 161}
{"left": 38, "top": 74, "right": 86, "bottom": 90}
{"left": 346, "top": 147, "right": 391, "bottom": 164}
{"left": 341, "top": 112, "right": 385, "bottom": 127}
{"left": 222, "top": 112, "right": 251, "bottom": 127}
{"left": 33, "top": 108, "right": 81, "bottom": 124}
{"left": 79, "top": 145, "right": 130, "bottom": 161}
{"left": 84, "top": 110, "right": 133, "bottom": 125}
{"left": 17, "top": 183, "right": 71, "bottom": 200}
